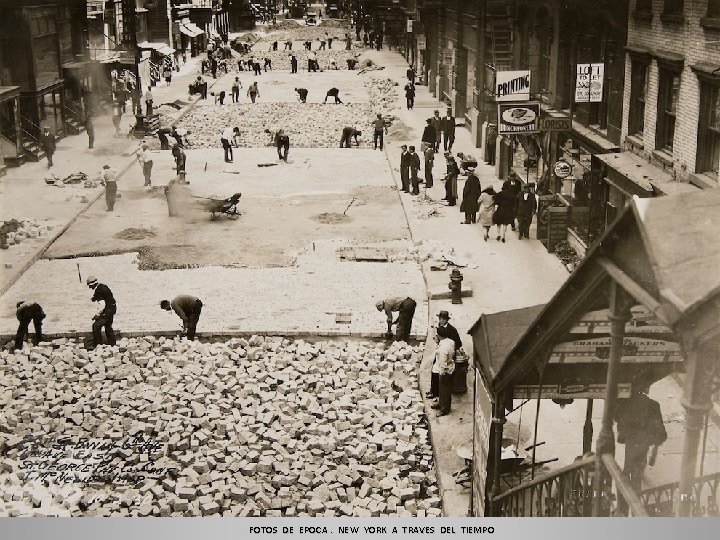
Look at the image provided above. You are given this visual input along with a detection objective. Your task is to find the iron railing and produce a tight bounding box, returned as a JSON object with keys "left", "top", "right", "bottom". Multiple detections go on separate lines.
{"left": 642, "top": 471, "right": 720, "bottom": 517}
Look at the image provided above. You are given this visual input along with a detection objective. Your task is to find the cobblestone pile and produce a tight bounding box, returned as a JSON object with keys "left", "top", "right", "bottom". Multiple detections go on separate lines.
{"left": 0, "top": 220, "right": 54, "bottom": 250}
{"left": 177, "top": 78, "right": 397, "bottom": 148}
{"left": 0, "top": 337, "right": 439, "bottom": 517}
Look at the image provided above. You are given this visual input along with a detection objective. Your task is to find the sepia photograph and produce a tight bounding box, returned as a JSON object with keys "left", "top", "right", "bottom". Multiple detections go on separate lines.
{"left": 0, "top": 0, "right": 718, "bottom": 522}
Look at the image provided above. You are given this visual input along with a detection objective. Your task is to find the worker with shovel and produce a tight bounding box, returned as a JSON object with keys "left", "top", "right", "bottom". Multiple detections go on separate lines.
{"left": 376, "top": 296, "right": 417, "bottom": 343}
{"left": 160, "top": 295, "right": 203, "bottom": 340}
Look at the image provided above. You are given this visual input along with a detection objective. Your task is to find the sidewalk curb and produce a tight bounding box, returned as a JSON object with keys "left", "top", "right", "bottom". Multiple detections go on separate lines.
{"left": 0, "top": 158, "right": 136, "bottom": 298}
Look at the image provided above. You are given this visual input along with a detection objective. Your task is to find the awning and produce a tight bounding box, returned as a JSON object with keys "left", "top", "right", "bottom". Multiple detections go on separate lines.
{"left": 137, "top": 41, "right": 175, "bottom": 56}
{"left": 179, "top": 24, "right": 194, "bottom": 37}
{"left": 183, "top": 23, "right": 204, "bottom": 38}
{"left": 595, "top": 151, "right": 698, "bottom": 197}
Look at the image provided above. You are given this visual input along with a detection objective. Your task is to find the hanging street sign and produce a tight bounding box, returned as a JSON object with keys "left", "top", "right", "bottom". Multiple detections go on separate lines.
{"left": 538, "top": 116, "right": 572, "bottom": 132}
{"left": 416, "top": 34, "right": 426, "bottom": 50}
{"left": 497, "top": 102, "right": 540, "bottom": 134}
{"left": 575, "top": 63, "right": 605, "bottom": 103}
{"left": 553, "top": 159, "right": 572, "bottom": 178}
{"left": 495, "top": 70, "right": 531, "bottom": 102}
{"left": 442, "top": 48, "right": 456, "bottom": 64}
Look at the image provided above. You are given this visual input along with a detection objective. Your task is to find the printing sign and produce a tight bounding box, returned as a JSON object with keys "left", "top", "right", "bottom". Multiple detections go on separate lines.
{"left": 575, "top": 63, "right": 605, "bottom": 103}
{"left": 497, "top": 102, "right": 540, "bottom": 134}
{"left": 495, "top": 70, "right": 531, "bottom": 102}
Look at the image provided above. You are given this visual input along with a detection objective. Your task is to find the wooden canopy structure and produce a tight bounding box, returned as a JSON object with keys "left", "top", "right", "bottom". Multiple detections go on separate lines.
{"left": 471, "top": 189, "right": 720, "bottom": 517}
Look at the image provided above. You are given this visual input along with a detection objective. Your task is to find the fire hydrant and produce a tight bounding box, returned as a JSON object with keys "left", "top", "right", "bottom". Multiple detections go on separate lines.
{"left": 449, "top": 268, "right": 464, "bottom": 304}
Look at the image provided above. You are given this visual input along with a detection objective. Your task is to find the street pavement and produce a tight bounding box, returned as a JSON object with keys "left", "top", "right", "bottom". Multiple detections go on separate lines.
{"left": 2, "top": 24, "right": 713, "bottom": 517}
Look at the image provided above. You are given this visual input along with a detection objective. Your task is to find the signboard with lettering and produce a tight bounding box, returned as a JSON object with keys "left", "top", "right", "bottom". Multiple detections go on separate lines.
{"left": 514, "top": 383, "right": 631, "bottom": 400}
{"left": 554, "top": 159, "right": 572, "bottom": 178}
{"left": 570, "top": 307, "right": 674, "bottom": 336}
{"left": 497, "top": 102, "right": 540, "bottom": 134}
{"left": 547, "top": 205, "right": 568, "bottom": 252}
{"left": 549, "top": 337, "right": 683, "bottom": 364}
{"left": 120, "top": 0, "right": 135, "bottom": 47}
{"left": 538, "top": 116, "right": 572, "bottom": 132}
{"left": 575, "top": 63, "right": 605, "bottom": 103}
{"left": 407, "top": 20, "right": 413, "bottom": 33}
{"left": 442, "top": 48, "right": 456, "bottom": 65}
{"left": 416, "top": 34, "right": 426, "bottom": 50}
{"left": 495, "top": 70, "right": 531, "bottom": 102}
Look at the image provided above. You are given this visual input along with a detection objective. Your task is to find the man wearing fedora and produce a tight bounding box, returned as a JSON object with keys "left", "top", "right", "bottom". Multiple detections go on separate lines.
{"left": 437, "top": 310, "right": 462, "bottom": 351}
{"left": 427, "top": 310, "right": 463, "bottom": 402}
{"left": 376, "top": 296, "right": 417, "bottom": 342}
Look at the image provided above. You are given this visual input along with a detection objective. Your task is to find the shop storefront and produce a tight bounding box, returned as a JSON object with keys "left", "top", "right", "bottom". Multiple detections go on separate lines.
{"left": 176, "top": 20, "right": 206, "bottom": 58}
{"left": 0, "top": 86, "right": 23, "bottom": 170}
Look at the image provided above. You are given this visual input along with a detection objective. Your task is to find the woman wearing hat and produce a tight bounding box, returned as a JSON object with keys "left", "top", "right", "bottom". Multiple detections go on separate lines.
{"left": 478, "top": 186, "right": 497, "bottom": 241}
{"left": 492, "top": 184, "right": 517, "bottom": 242}
{"left": 460, "top": 168, "right": 481, "bottom": 224}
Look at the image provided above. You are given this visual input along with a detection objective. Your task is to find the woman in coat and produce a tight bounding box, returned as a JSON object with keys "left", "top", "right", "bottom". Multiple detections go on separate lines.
{"left": 492, "top": 184, "right": 517, "bottom": 242}
{"left": 478, "top": 186, "right": 496, "bottom": 241}
{"left": 460, "top": 169, "right": 482, "bottom": 224}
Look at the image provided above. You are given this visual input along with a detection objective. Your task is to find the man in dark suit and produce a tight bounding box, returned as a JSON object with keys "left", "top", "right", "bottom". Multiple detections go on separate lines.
{"left": 615, "top": 384, "right": 667, "bottom": 515}
{"left": 442, "top": 111, "right": 456, "bottom": 152}
{"left": 516, "top": 183, "right": 537, "bottom": 239}
{"left": 40, "top": 127, "right": 56, "bottom": 168}
{"left": 409, "top": 146, "right": 422, "bottom": 195}
{"left": 400, "top": 145, "right": 411, "bottom": 192}
{"left": 503, "top": 173, "right": 523, "bottom": 230}
{"left": 437, "top": 310, "right": 462, "bottom": 351}
{"left": 421, "top": 118, "right": 436, "bottom": 151}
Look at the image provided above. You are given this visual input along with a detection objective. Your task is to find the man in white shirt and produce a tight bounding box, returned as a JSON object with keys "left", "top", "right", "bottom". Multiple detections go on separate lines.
{"left": 431, "top": 325, "right": 455, "bottom": 417}
{"left": 136, "top": 143, "right": 153, "bottom": 186}
{"left": 220, "top": 126, "right": 235, "bottom": 162}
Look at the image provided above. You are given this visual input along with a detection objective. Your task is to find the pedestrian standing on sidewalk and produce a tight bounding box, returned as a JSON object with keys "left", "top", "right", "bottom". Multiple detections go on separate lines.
{"left": 407, "top": 65, "right": 416, "bottom": 82}
{"left": 14, "top": 301, "right": 45, "bottom": 351}
{"left": 443, "top": 153, "right": 459, "bottom": 206}
{"left": 492, "top": 184, "right": 517, "bottom": 242}
{"left": 40, "top": 127, "right": 56, "bottom": 168}
{"left": 290, "top": 53, "right": 298, "bottom": 73}
{"left": 400, "top": 145, "right": 411, "bottom": 193}
{"left": 516, "top": 183, "right": 537, "bottom": 239}
{"left": 340, "top": 126, "right": 361, "bottom": 147}
{"left": 424, "top": 146, "right": 434, "bottom": 188}
{"left": 460, "top": 167, "right": 482, "bottom": 224}
{"left": 421, "top": 118, "right": 436, "bottom": 152}
{"left": 324, "top": 87, "right": 343, "bottom": 104}
{"left": 479, "top": 187, "right": 497, "bottom": 241}
{"left": 87, "top": 276, "right": 116, "bottom": 349}
{"left": 431, "top": 110, "right": 443, "bottom": 153}
{"left": 373, "top": 113, "right": 388, "bottom": 150}
{"left": 247, "top": 81, "right": 259, "bottom": 103}
{"left": 163, "top": 65, "right": 172, "bottom": 85}
{"left": 136, "top": 143, "right": 153, "bottom": 186}
{"left": 503, "top": 173, "right": 523, "bottom": 231}
{"left": 221, "top": 126, "right": 235, "bottom": 162}
{"left": 409, "top": 146, "right": 422, "bottom": 195}
{"left": 437, "top": 310, "right": 463, "bottom": 352}
{"left": 100, "top": 164, "right": 118, "bottom": 211}
{"left": 404, "top": 82, "right": 415, "bottom": 110}
{"left": 144, "top": 89, "right": 154, "bottom": 117}
{"left": 442, "top": 111, "right": 456, "bottom": 152}
{"left": 431, "top": 325, "right": 455, "bottom": 417}
{"left": 295, "top": 87, "right": 308, "bottom": 103}
{"left": 160, "top": 295, "right": 203, "bottom": 340}
{"left": 232, "top": 77, "right": 242, "bottom": 102}
{"left": 375, "top": 296, "right": 417, "bottom": 343}
{"left": 86, "top": 116, "right": 95, "bottom": 149}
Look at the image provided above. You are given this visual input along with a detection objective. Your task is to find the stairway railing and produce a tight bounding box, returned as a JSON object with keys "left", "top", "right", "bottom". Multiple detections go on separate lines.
{"left": 641, "top": 471, "right": 720, "bottom": 517}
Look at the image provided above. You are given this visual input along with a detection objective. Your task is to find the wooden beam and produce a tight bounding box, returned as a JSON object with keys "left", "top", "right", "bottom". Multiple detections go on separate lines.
{"left": 597, "top": 257, "right": 661, "bottom": 313}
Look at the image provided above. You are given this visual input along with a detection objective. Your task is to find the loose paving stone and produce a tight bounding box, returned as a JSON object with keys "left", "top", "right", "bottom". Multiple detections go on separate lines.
{"left": 0, "top": 337, "right": 436, "bottom": 516}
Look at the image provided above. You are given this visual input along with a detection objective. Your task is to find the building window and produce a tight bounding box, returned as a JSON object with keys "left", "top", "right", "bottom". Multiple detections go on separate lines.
{"left": 696, "top": 82, "right": 720, "bottom": 177}
{"left": 629, "top": 60, "right": 648, "bottom": 136}
{"left": 656, "top": 69, "right": 679, "bottom": 151}
{"left": 709, "top": 0, "right": 720, "bottom": 17}
{"left": 663, "top": 0, "right": 684, "bottom": 15}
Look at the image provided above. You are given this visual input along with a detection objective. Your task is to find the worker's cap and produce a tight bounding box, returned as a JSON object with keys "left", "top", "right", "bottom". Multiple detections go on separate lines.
{"left": 16, "top": 301, "right": 25, "bottom": 308}
{"left": 437, "top": 310, "right": 451, "bottom": 319}
{"left": 103, "top": 165, "right": 110, "bottom": 169}
{"left": 400, "top": 144, "right": 408, "bottom": 149}
{"left": 409, "top": 146, "right": 415, "bottom": 151}
{"left": 375, "top": 300, "right": 384, "bottom": 311}
{"left": 426, "top": 118, "right": 432, "bottom": 124}
{"left": 86, "top": 276, "right": 98, "bottom": 286}
{"left": 434, "top": 110, "right": 439, "bottom": 114}
{"left": 466, "top": 165, "right": 476, "bottom": 172}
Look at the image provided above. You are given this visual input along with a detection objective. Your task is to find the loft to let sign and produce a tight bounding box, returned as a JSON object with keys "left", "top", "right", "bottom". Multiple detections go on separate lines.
{"left": 575, "top": 63, "right": 605, "bottom": 103}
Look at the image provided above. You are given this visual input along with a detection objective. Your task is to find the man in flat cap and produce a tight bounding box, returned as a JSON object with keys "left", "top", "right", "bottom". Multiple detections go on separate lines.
{"left": 161, "top": 295, "right": 203, "bottom": 340}
{"left": 376, "top": 296, "right": 417, "bottom": 342}
{"left": 87, "top": 276, "right": 116, "bottom": 348}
